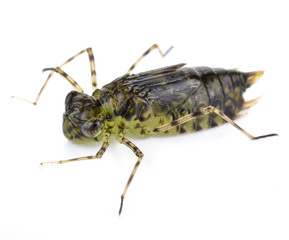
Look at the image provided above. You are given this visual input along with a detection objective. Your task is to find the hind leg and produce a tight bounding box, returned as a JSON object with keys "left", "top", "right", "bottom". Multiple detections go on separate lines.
{"left": 154, "top": 105, "right": 278, "bottom": 140}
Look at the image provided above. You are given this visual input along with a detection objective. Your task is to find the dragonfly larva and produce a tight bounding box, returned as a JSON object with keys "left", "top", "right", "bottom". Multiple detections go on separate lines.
{"left": 12, "top": 44, "right": 278, "bottom": 215}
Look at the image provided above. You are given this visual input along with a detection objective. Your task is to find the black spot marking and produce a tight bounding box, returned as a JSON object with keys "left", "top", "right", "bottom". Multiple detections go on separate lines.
{"left": 211, "top": 118, "right": 218, "bottom": 127}
{"left": 89, "top": 53, "right": 94, "bottom": 62}
{"left": 129, "top": 64, "right": 136, "bottom": 72}
{"left": 224, "top": 106, "right": 234, "bottom": 119}
{"left": 74, "top": 134, "right": 82, "bottom": 139}
{"left": 139, "top": 113, "right": 150, "bottom": 122}
{"left": 62, "top": 71, "right": 68, "bottom": 78}
{"left": 144, "top": 49, "right": 150, "bottom": 56}
{"left": 196, "top": 124, "right": 203, "bottom": 131}
{"left": 180, "top": 126, "right": 186, "bottom": 134}
{"left": 192, "top": 120, "right": 196, "bottom": 131}
{"left": 139, "top": 116, "right": 146, "bottom": 122}
{"left": 67, "top": 124, "right": 73, "bottom": 134}
{"left": 118, "top": 122, "right": 126, "bottom": 130}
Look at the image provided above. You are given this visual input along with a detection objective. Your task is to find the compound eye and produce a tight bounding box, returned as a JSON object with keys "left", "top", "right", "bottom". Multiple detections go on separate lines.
{"left": 80, "top": 118, "right": 102, "bottom": 138}
{"left": 71, "top": 106, "right": 81, "bottom": 116}
{"left": 69, "top": 104, "right": 85, "bottom": 121}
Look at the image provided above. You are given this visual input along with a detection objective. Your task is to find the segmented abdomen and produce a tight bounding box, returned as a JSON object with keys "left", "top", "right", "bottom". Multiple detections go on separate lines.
{"left": 105, "top": 65, "right": 250, "bottom": 136}
{"left": 178, "top": 67, "right": 246, "bottom": 134}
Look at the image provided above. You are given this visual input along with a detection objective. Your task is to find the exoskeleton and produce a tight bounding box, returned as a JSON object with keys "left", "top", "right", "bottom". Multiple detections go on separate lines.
{"left": 13, "top": 44, "right": 277, "bottom": 214}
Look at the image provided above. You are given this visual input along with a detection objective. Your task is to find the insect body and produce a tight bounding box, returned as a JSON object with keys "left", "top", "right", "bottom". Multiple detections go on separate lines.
{"left": 13, "top": 44, "right": 277, "bottom": 215}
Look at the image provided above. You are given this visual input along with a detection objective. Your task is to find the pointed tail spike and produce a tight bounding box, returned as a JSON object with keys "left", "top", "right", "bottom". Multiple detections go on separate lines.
{"left": 242, "top": 95, "right": 263, "bottom": 110}
{"left": 234, "top": 112, "right": 247, "bottom": 120}
{"left": 246, "top": 70, "right": 264, "bottom": 88}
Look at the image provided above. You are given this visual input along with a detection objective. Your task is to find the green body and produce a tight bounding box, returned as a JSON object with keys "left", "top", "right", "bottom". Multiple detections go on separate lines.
{"left": 63, "top": 63, "right": 248, "bottom": 143}
{"left": 20, "top": 45, "right": 275, "bottom": 215}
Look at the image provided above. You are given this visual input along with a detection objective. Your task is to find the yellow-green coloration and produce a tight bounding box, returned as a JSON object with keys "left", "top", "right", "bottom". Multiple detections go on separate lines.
{"left": 63, "top": 65, "right": 257, "bottom": 142}
{"left": 12, "top": 44, "right": 278, "bottom": 215}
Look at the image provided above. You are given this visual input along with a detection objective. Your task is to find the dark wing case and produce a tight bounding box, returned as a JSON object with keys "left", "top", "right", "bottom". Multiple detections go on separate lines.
{"left": 103, "top": 64, "right": 201, "bottom": 118}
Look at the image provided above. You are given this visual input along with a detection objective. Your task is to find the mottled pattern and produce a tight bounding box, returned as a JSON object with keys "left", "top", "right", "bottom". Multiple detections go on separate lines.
{"left": 62, "top": 63, "right": 254, "bottom": 141}
{"left": 58, "top": 58, "right": 268, "bottom": 215}
{"left": 100, "top": 65, "right": 248, "bottom": 137}
{"left": 14, "top": 44, "right": 277, "bottom": 215}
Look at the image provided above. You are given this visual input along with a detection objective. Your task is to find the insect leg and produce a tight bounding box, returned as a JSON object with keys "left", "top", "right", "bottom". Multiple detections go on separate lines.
{"left": 12, "top": 48, "right": 97, "bottom": 105}
{"left": 40, "top": 138, "right": 109, "bottom": 165}
{"left": 58, "top": 48, "right": 97, "bottom": 90}
{"left": 123, "top": 44, "right": 173, "bottom": 78}
{"left": 12, "top": 66, "right": 84, "bottom": 105}
{"left": 200, "top": 106, "right": 278, "bottom": 140}
{"left": 44, "top": 67, "right": 84, "bottom": 91}
{"left": 117, "top": 135, "right": 144, "bottom": 215}
{"left": 43, "top": 48, "right": 97, "bottom": 89}
{"left": 154, "top": 106, "right": 278, "bottom": 140}
{"left": 154, "top": 111, "right": 205, "bottom": 133}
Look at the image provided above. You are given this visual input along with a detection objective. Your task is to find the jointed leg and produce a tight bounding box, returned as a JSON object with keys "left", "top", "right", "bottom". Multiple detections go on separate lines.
{"left": 12, "top": 48, "right": 97, "bottom": 105}
{"left": 200, "top": 106, "right": 277, "bottom": 140}
{"left": 123, "top": 44, "right": 173, "bottom": 79}
{"left": 154, "top": 105, "right": 278, "bottom": 140}
{"left": 55, "top": 48, "right": 97, "bottom": 91}
{"left": 45, "top": 48, "right": 97, "bottom": 91}
{"left": 43, "top": 67, "right": 84, "bottom": 91}
{"left": 40, "top": 138, "right": 109, "bottom": 165}
{"left": 117, "top": 135, "right": 144, "bottom": 215}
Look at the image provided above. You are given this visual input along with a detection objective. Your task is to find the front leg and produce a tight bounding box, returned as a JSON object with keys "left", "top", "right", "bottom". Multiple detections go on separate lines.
{"left": 117, "top": 134, "right": 144, "bottom": 215}
{"left": 40, "top": 138, "right": 110, "bottom": 165}
{"left": 12, "top": 48, "right": 97, "bottom": 105}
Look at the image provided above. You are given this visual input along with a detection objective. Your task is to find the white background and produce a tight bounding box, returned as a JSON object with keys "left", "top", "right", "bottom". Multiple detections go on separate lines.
{"left": 0, "top": 0, "right": 288, "bottom": 239}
